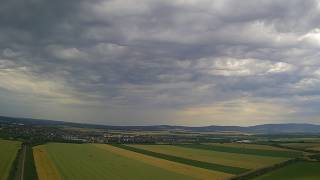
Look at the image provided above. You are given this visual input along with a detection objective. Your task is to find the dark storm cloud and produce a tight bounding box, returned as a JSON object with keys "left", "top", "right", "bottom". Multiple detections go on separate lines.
{"left": 1, "top": 0, "right": 320, "bottom": 125}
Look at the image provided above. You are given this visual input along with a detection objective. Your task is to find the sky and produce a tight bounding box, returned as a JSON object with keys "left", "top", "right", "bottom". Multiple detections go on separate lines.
{"left": 0, "top": 0, "right": 320, "bottom": 126}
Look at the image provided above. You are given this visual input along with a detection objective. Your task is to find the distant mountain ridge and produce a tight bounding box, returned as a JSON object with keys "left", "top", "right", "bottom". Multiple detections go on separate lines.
{"left": 1, "top": 115, "right": 320, "bottom": 134}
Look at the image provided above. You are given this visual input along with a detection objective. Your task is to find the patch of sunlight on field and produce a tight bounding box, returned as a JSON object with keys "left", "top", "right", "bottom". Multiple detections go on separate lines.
{"left": 95, "top": 144, "right": 233, "bottom": 180}
{"left": 0, "top": 139, "right": 21, "bottom": 180}
{"left": 129, "top": 144, "right": 288, "bottom": 170}
{"left": 33, "top": 145, "right": 62, "bottom": 180}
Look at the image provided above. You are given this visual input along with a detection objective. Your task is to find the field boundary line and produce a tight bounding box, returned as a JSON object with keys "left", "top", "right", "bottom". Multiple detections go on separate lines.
{"left": 175, "top": 144, "right": 302, "bottom": 158}
{"left": 6, "top": 141, "right": 22, "bottom": 180}
{"left": 228, "top": 158, "right": 301, "bottom": 180}
{"left": 33, "top": 145, "right": 62, "bottom": 180}
{"left": 112, "top": 144, "right": 249, "bottom": 174}
{"left": 95, "top": 144, "right": 233, "bottom": 180}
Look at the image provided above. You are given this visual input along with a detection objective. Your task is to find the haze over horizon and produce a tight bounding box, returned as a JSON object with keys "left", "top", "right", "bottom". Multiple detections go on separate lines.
{"left": 1, "top": 0, "right": 320, "bottom": 126}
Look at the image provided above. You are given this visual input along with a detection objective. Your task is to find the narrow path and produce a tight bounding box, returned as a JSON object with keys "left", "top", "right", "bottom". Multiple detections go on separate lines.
{"left": 15, "top": 144, "right": 27, "bottom": 180}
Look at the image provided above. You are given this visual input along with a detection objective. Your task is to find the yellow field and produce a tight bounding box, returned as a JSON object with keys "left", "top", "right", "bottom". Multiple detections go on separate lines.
{"left": 95, "top": 144, "right": 232, "bottom": 180}
{"left": 205, "top": 143, "right": 295, "bottom": 151}
{"left": 33, "top": 145, "right": 61, "bottom": 180}
{"left": 128, "top": 145, "right": 288, "bottom": 169}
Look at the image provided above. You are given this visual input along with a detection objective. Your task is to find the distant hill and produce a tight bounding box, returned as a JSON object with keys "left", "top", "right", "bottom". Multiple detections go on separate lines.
{"left": 247, "top": 123, "right": 320, "bottom": 134}
{"left": 1, "top": 115, "right": 320, "bottom": 134}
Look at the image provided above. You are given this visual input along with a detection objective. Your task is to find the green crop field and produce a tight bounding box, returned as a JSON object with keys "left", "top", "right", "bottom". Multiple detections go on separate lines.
{"left": 32, "top": 142, "right": 314, "bottom": 180}
{"left": 128, "top": 144, "right": 289, "bottom": 170}
{"left": 254, "top": 161, "right": 320, "bottom": 180}
{"left": 24, "top": 145, "right": 38, "bottom": 180}
{"left": 34, "top": 143, "right": 200, "bottom": 180}
{"left": 95, "top": 144, "right": 232, "bottom": 180}
{"left": 176, "top": 144, "right": 302, "bottom": 158}
{"left": 206, "top": 143, "right": 296, "bottom": 151}
{"left": 0, "top": 139, "right": 21, "bottom": 180}
{"left": 281, "top": 143, "right": 320, "bottom": 151}
{"left": 271, "top": 138, "right": 320, "bottom": 143}
{"left": 115, "top": 144, "right": 248, "bottom": 174}
{"left": 308, "top": 145, "right": 320, "bottom": 151}
{"left": 281, "top": 143, "right": 318, "bottom": 149}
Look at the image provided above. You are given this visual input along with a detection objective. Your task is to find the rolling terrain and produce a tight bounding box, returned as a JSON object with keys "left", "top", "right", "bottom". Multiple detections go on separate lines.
{"left": 2, "top": 115, "right": 320, "bottom": 134}
{"left": 1, "top": 115, "right": 320, "bottom": 180}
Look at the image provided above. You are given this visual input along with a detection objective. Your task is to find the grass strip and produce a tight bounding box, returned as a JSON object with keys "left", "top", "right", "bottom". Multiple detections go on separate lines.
{"left": 24, "top": 145, "right": 38, "bottom": 180}
{"left": 95, "top": 144, "right": 232, "bottom": 180}
{"left": 230, "top": 158, "right": 299, "bottom": 180}
{"left": 176, "top": 144, "right": 302, "bottom": 158}
{"left": 113, "top": 144, "right": 249, "bottom": 175}
{"left": 7, "top": 146, "right": 21, "bottom": 180}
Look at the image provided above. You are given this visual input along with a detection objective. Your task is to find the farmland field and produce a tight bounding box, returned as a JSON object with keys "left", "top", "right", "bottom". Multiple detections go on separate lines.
{"left": 115, "top": 144, "right": 248, "bottom": 174}
{"left": 24, "top": 145, "right": 38, "bottom": 180}
{"left": 0, "top": 139, "right": 21, "bottom": 180}
{"left": 281, "top": 143, "right": 318, "bottom": 149}
{"left": 31, "top": 142, "right": 315, "bottom": 180}
{"left": 308, "top": 145, "right": 320, "bottom": 151}
{"left": 95, "top": 144, "right": 232, "bottom": 180}
{"left": 271, "top": 137, "right": 320, "bottom": 143}
{"left": 281, "top": 143, "right": 320, "bottom": 151}
{"left": 34, "top": 143, "right": 233, "bottom": 180}
{"left": 254, "top": 161, "right": 320, "bottom": 180}
{"left": 128, "top": 144, "right": 288, "bottom": 170}
{"left": 176, "top": 143, "right": 302, "bottom": 158}
{"left": 33, "top": 145, "right": 61, "bottom": 180}
{"left": 205, "top": 143, "right": 296, "bottom": 151}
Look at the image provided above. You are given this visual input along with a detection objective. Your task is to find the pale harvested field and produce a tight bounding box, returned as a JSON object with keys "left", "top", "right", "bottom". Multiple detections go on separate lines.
{"left": 129, "top": 144, "right": 288, "bottom": 169}
{"left": 33, "top": 145, "right": 61, "bottom": 180}
{"left": 95, "top": 144, "right": 233, "bottom": 180}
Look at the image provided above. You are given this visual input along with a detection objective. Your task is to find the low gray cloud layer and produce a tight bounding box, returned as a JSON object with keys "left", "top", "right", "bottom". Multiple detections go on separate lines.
{"left": 1, "top": 0, "right": 320, "bottom": 125}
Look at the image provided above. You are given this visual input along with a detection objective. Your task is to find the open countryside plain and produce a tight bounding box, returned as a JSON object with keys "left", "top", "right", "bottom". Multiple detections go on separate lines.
{"left": 128, "top": 144, "right": 290, "bottom": 170}
{"left": 31, "top": 142, "right": 319, "bottom": 180}
{"left": 95, "top": 144, "right": 232, "bottom": 180}
{"left": 0, "top": 139, "right": 21, "bottom": 180}
{"left": 205, "top": 143, "right": 298, "bottom": 151}
{"left": 176, "top": 143, "right": 302, "bottom": 158}
{"left": 34, "top": 143, "right": 233, "bottom": 180}
{"left": 281, "top": 142, "right": 320, "bottom": 152}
